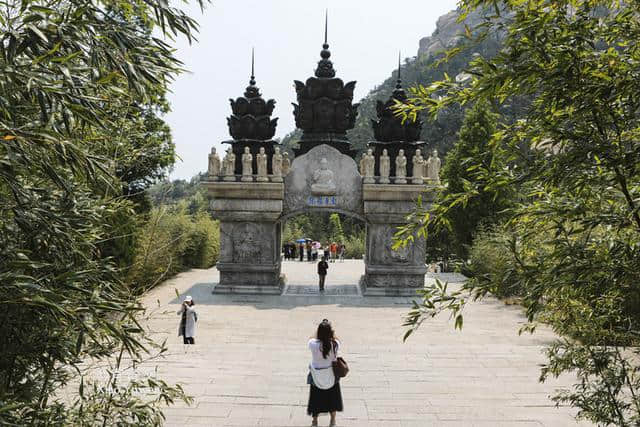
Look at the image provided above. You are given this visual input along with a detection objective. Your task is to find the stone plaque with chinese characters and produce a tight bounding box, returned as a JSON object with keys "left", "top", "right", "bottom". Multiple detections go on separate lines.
{"left": 307, "top": 195, "right": 337, "bottom": 207}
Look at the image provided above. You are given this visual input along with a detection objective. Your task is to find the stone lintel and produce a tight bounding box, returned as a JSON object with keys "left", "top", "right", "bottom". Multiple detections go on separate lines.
{"left": 363, "top": 183, "right": 436, "bottom": 202}
{"left": 211, "top": 199, "right": 282, "bottom": 213}
{"left": 202, "top": 181, "right": 284, "bottom": 200}
{"left": 214, "top": 211, "right": 281, "bottom": 222}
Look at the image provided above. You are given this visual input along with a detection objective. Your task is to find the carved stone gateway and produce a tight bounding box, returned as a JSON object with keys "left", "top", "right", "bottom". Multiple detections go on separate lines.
{"left": 202, "top": 32, "right": 439, "bottom": 296}
{"left": 203, "top": 145, "right": 435, "bottom": 296}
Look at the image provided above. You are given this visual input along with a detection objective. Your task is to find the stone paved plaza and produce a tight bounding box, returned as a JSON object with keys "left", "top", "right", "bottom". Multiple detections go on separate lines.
{"left": 140, "top": 260, "right": 592, "bottom": 426}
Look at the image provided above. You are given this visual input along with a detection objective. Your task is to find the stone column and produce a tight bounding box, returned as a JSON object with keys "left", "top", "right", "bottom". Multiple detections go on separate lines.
{"left": 363, "top": 184, "right": 433, "bottom": 296}
{"left": 202, "top": 181, "right": 284, "bottom": 294}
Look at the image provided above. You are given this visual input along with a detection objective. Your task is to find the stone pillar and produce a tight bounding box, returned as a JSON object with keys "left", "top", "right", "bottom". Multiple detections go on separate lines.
{"left": 362, "top": 184, "right": 434, "bottom": 296}
{"left": 202, "top": 181, "right": 284, "bottom": 294}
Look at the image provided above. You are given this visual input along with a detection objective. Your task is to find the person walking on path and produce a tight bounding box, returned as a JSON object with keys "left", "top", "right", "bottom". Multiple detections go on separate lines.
{"left": 177, "top": 295, "right": 197, "bottom": 344}
{"left": 299, "top": 243, "right": 305, "bottom": 262}
{"left": 307, "top": 319, "right": 343, "bottom": 426}
{"left": 330, "top": 242, "right": 337, "bottom": 263}
{"left": 317, "top": 255, "right": 329, "bottom": 292}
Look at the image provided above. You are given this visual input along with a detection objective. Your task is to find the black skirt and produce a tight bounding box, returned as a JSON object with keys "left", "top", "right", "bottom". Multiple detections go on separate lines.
{"left": 307, "top": 374, "right": 343, "bottom": 416}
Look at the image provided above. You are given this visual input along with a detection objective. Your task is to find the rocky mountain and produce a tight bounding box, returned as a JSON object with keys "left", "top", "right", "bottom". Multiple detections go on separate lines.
{"left": 282, "top": 7, "right": 514, "bottom": 159}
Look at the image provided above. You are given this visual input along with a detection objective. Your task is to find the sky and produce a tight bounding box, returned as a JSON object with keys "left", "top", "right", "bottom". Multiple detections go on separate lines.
{"left": 165, "top": 0, "right": 459, "bottom": 180}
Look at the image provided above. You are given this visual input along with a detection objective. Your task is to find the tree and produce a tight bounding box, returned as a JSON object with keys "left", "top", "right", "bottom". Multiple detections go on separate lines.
{"left": 439, "top": 100, "right": 509, "bottom": 259}
{"left": 397, "top": 1, "right": 640, "bottom": 424}
{"left": 0, "top": 0, "right": 205, "bottom": 423}
{"left": 328, "top": 213, "right": 345, "bottom": 243}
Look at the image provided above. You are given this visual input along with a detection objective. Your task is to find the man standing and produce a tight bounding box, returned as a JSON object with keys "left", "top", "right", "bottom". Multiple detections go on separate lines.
{"left": 330, "top": 242, "right": 337, "bottom": 263}
{"left": 317, "top": 255, "right": 329, "bottom": 292}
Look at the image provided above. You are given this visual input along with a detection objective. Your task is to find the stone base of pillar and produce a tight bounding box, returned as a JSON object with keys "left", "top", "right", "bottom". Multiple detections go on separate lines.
{"left": 214, "top": 263, "right": 283, "bottom": 295}
{"left": 361, "top": 264, "right": 427, "bottom": 296}
{"left": 363, "top": 183, "right": 436, "bottom": 296}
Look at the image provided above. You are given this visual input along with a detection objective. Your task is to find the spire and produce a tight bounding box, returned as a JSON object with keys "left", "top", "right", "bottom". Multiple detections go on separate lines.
{"left": 250, "top": 47, "right": 255, "bottom": 86}
{"left": 324, "top": 9, "right": 328, "bottom": 47}
{"left": 244, "top": 47, "right": 260, "bottom": 98}
{"left": 396, "top": 51, "right": 402, "bottom": 89}
{"left": 315, "top": 10, "right": 335, "bottom": 78}
{"left": 392, "top": 51, "right": 407, "bottom": 100}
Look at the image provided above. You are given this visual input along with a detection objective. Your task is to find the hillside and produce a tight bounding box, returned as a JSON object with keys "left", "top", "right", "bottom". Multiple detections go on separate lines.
{"left": 282, "top": 7, "right": 515, "bottom": 158}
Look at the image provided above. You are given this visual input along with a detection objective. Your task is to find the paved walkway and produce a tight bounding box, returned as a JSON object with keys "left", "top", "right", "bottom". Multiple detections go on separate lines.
{"left": 139, "top": 260, "right": 591, "bottom": 426}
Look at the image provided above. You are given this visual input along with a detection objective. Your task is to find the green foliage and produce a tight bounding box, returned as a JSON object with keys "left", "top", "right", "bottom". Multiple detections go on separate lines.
{"left": 148, "top": 173, "right": 208, "bottom": 206}
{"left": 281, "top": 213, "right": 365, "bottom": 259}
{"left": 342, "top": 231, "right": 366, "bottom": 259}
{"left": 440, "top": 101, "right": 512, "bottom": 258}
{"left": 396, "top": 1, "right": 640, "bottom": 424}
{"left": 0, "top": 0, "right": 205, "bottom": 423}
{"left": 463, "top": 226, "right": 532, "bottom": 299}
{"left": 128, "top": 205, "right": 220, "bottom": 293}
{"left": 420, "top": 100, "right": 513, "bottom": 263}
{"left": 282, "top": 213, "right": 364, "bottom": 245}
{"left": 328, "top": 213, "right": 345, "bottom": 243}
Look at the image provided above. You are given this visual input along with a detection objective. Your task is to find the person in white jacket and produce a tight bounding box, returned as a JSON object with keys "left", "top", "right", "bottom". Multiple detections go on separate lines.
{"left": 177, "top": 295, "right": 197, "bottom": 344}
{"left": 307, "top": 319, "right": 342, "bottom": 427}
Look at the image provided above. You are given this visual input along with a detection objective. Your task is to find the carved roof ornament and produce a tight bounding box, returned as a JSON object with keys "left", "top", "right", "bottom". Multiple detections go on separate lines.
{"left": 292, "top": 11, "right": 359, "bottom": 147}
{"left": 371, "top": 52, "right": 423, "bottom": 143}
{"left": 227, "top": 48, "right": 279, "bottom": 141}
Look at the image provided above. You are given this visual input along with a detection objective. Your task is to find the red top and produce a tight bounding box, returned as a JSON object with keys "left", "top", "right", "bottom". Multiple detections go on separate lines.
{"left": 330, "top": 243, "right": 337, "bottom": 253}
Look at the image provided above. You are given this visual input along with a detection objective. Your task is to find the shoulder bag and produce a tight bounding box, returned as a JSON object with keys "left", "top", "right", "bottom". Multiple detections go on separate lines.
{"left": 332, "top": 357, "right": 349, "bottom": 378}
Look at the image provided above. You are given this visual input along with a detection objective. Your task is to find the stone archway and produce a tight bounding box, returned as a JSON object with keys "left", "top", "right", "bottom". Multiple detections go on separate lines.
{"left": 202, "top": 33, "right": 437, "bottom": 295}
{"left": 203, "top": 143, "right": 432, "bottom": 296}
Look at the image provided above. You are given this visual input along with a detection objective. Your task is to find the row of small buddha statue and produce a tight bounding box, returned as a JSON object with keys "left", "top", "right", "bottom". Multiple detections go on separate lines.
{"left": 207, "top": 146, "right": 292, "bottom": 182}
{"left": 359, "top": 148, "right": 441, "bottom": 185}
{"left": 207, "top": 146, "right": 441, "bottom": 184}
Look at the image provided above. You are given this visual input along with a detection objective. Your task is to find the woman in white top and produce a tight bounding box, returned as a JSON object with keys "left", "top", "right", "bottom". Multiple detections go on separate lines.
{"left": 307, "top": 319, "right": 343, "bottom": 427}
{"left": 177, "top": 295, "right": 197, "bottom": 344}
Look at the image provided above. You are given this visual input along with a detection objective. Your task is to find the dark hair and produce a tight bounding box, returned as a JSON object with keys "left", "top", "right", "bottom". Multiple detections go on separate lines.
{"left": 316, "top": 319, "right": 336, "bottom": 358}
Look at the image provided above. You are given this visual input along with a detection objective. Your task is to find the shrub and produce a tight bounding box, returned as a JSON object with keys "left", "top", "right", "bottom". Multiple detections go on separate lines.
{"left": 127, "top": 207, "right": 219, "bottom": 293}
{"left": 463, "top": 227, "right": 524, "bottom": 299}
{"left": 343, "top": 233, "right": 365, "bottom": 259}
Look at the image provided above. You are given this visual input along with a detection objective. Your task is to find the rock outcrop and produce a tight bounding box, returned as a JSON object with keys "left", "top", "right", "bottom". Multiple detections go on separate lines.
{"left": 417, "top": 8, "right": 491, "bottom": 58}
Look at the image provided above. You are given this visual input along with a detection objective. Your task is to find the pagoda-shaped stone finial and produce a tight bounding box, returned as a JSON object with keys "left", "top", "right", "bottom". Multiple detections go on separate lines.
{"left": 371, "top": 53, "right": 422, "bottom": 143}
{"left": 392, "top": 51, "right": 407, "bottom": 101}
{"left": 368, "top": 53, "right": 425, "bottom": 178}
{"left": 292, "top": 11, "right": 360, "bottom": 158}
{"left": 315, "top": 10, "right": 336, "bottom": 78}
{"left": 227, "top": 48, "right": 278, "bottom": 141}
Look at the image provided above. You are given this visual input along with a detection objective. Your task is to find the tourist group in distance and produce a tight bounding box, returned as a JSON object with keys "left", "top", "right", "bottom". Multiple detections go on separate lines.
{"left": 283, "top": 240, "right": 345, "bottom": 263}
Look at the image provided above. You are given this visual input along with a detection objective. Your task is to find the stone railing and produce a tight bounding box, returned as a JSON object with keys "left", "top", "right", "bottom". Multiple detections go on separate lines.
{"left": 206, "top": 146, "right": 292, "bottom": 183}
{"left": 359, "top": 148, "right": 441, "bottom": 185}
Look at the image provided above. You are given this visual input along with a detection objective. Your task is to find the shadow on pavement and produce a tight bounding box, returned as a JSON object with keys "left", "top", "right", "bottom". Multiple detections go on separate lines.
{"left": 168, "top": 281, "right": 421, "bottom": 309}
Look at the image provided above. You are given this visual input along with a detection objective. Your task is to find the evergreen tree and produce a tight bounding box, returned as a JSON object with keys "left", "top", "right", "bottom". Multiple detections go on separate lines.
{"left": 439, "top": 100, "right": 507, "bottom": 258}
{"left": 328, "top": 213, "right": 345, "bottom": 243}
